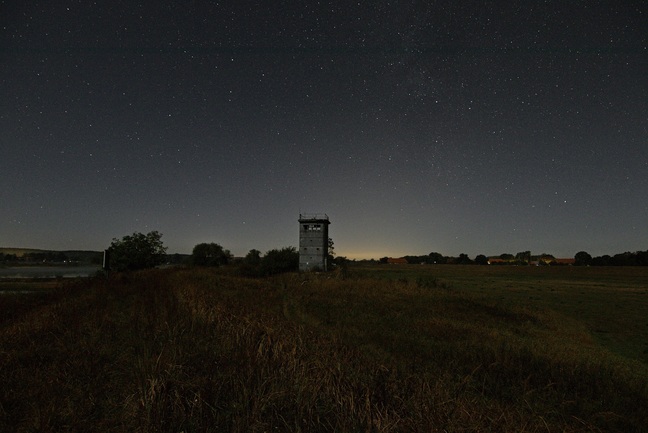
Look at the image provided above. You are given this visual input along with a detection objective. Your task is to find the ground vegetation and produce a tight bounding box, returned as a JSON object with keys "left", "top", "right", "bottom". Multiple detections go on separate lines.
{"left": 1, "top": 264, "right": 647, "bottom": 432}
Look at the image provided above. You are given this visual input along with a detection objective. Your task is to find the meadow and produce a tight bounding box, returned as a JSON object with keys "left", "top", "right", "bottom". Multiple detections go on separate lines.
{"left": 0, "top": 264, "right": 646, "bottom": 432}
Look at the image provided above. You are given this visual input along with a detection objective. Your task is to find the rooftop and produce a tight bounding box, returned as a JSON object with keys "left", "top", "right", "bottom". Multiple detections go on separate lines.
{"left": 299, "top": 213, "right": 330, "bottom": 222}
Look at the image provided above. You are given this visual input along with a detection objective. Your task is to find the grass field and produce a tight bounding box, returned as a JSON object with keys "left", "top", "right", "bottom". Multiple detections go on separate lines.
{"left": 0, "top": 264, "right": 646, "bottom": 432}
{"left": 350, "top": 264, "right": 648, "bottom": 367}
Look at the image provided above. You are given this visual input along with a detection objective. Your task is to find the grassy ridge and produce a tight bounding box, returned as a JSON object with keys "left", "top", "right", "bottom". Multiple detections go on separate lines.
{"left": 0, "top": 266, "right": 646, "bottom": 432}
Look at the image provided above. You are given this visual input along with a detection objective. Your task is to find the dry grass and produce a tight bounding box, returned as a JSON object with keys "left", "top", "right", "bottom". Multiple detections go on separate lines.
{"left": 0, "top": 266, "right": 646, "bottom": 432}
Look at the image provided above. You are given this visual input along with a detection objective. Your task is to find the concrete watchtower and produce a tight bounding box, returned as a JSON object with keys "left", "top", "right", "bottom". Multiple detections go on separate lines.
{"left": 298, "top": 213, "right": 330, "bottom": 271}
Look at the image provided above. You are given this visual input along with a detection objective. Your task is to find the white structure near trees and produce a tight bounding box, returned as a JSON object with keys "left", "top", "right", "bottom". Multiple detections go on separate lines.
{"left": 298, "top": 213, "right": 330, "bottom": 271}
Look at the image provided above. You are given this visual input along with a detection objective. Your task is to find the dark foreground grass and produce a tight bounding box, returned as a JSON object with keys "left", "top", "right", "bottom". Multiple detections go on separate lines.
{"left": 0, "top": 266, "right": 646, "bottom": 432}
{"left": 0, "top": 279, "right": 61, "bottom": 327}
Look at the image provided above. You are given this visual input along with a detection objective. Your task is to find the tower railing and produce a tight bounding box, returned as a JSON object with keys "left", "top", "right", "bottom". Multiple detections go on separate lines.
{"left": 299, "top": 213, "right": 329, "bottom": 221}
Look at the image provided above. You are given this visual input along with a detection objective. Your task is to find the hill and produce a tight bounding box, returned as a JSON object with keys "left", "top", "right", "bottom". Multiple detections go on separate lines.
{"left": 0, "top": 247, "right": 47, "bottom": 257}
{"left": 0, "top": 247, "right": 103, "bottom": 264}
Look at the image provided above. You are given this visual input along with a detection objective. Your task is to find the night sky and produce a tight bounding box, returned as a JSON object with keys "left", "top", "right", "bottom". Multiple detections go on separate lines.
{"left": 1, "top": 1, "right": 646, "bottom": 259}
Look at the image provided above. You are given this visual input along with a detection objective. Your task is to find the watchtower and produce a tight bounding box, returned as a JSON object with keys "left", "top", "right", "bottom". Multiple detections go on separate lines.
{"left": 298, "top": 213, "right": 330, "bottom": 271}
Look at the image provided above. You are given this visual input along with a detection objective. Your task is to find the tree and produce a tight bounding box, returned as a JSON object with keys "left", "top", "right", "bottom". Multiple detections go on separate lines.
{"left": 636, "top": 250, "right": 648, "bottom": 266}
{"left": 192, "top": 243, "right": 231, "bottom": 266}
{"left": 474, "top": 254, "right": 489, "bottom": 265}
{"left": 457, "top": 253, "right": 473, "bottom": 264}
{"left": 405, "top": 255, "right": 429, "bottom": 264}
{"left": 515, "top": 251, "right": 531, "bottom": 264}
{"left": 234, "top": 249, "right": 263, "bottom": 277}
{"left": 332, "top": 255, "right": 349, "bottom": 269}
{"left": 428, "top": 252, "right": 446, "bottom": 264}
{"left": 611, "top": 252, "right": 636, "bottom": 266}
{"left": 244, "top": 249, "right": 261, "bottom": 266}
{"left": 574, "top": 251, "right": 592, "bottom": 266}
{"left": 591, "top": 255, "right": 611, "bottom": 266}
{"left": 107, "top": 231, "right": 167, "bottom": 271}
{"left": 327, "top": 237, "right": 335, "bottom": 269}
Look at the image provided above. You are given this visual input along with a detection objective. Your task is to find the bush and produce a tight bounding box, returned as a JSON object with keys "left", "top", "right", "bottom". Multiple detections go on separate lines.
{"left": 260, "top": 247, "right": 299, "bottom": 275}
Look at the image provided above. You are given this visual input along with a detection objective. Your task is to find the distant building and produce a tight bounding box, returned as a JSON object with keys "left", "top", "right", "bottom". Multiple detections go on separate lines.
{"left": 298, "top": 213, "right": 330, "bottom": 271}
{"left": 488, "top": 258, "right": 507, "bottom": 265}
{"left": 554, "top": 258, "right": 576, "bottom": 265}
{"left": 387, "top": 257, "right": 408, "bottom": 264}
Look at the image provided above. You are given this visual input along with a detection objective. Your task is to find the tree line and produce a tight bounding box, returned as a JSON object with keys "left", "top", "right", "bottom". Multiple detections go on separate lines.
{"left": 379, "top": 252, "right": 531, "bottom": 266}
{"left": 98, "top": 231, "right": 648, "bottom": 272}
{"left": 104, "top": 231, "right": 344, "bottom": 275}
{"left": 379, "top": 250, "right": 648, "bottom": 266}
{"left": 574, "top": 250, "right": 648, "bottom": 266}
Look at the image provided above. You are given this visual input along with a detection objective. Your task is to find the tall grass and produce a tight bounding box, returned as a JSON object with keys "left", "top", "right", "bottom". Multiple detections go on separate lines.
{"left": 0, "top": 267, "right": 646, "bottom": 432}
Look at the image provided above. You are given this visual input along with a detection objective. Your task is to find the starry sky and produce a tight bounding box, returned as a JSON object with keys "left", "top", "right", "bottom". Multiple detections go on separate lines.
{"left": 1, "top": 1, "right": 646, "bottom": 259}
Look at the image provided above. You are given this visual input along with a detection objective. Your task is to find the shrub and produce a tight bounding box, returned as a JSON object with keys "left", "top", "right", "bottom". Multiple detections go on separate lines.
{"left": 260, "top": 247, "right": 298, "bottom": 275}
